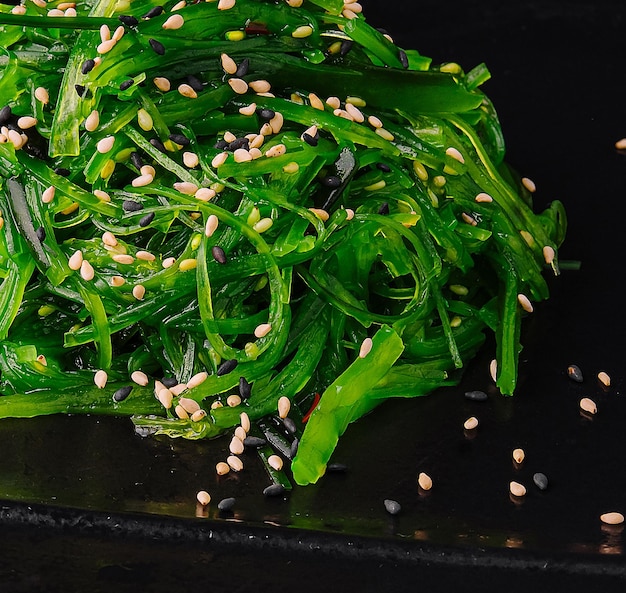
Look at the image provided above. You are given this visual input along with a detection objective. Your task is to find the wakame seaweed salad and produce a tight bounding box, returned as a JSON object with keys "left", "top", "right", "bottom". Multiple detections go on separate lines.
{"left": 0, "top": 0, "right": 565, "bottom": 486}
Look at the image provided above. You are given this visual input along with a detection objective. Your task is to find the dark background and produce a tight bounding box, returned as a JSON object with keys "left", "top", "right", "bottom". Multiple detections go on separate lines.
{"left": 2, "top": 2, "right": 626, "bottom": 592}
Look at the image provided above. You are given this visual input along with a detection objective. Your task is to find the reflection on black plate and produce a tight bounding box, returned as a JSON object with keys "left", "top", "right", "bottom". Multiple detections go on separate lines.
{"left": 2, "top": 1, "right": 626, "bottom": 590}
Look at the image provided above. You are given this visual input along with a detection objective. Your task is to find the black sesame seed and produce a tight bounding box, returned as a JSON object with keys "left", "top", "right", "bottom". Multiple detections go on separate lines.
{"left": 235, "top": 58, "right": 249, "bottom": 78}
{"left": 0, "top": 105, "right": 12, "bottom": 124}
{"left": 321, "top": 175, "right": 341, "bottom": 188}
{"left": 212, "top": 245, "right": 227, "bottom": 264}
{"left": 217, "top": 497, "right": 236, "bottom": 512}
{"left": 81, "top": 59, "right": 95, "bottom": 74}
{"left": 23, "top": 144, "right": 47, "bottom": 160}
{"left": 113, "top": 385, "right": 133, "bottom": 402}
{"left": 302, "top": 132, "right": 318, "bottom": 147}
{"left": 119, "top": 79, "right": 134, "bottom": 91}
{"left": 384, "top": 499, "right": 401, "bottom": 515}
{"left": 258, "top": 108, "right": 275, "bottom": 121}
{"left": 533, "top": 472, "right": 549, "bottom": 491}
{"left": 238, "top": 376, "right": 252, "bottom": 399}
{"left": 143, "top": 5, "right": 163, "bottom": 18}
{"left": 339, "top": 39, "right": 353, "bottom": 56}
{"left": 377, "top": 202, "right": 390, "bottom": 215}
{"left": 398, "top": 49, "right": 409, "bottom": 69}
{"left": 227, "top": 137, "right": 249, "bottom": 152}
{"left": 282, "top": 417, "right": 297, "bottom": 435}
{"left": 119, "top": 14, "right": 138, "bottom": 26}
{"left": 289, "top": 437, "right": 299, "bottom": 458}
{"left": 35, "top": 226, "right": 46, "bottom": 242}
{"left": 139, "top": 212, "right": 155, "bottom": 227}
{"left": 327, "top": 462, "right": 348, "bottom": 473}
{"left": 122, "top": 199, "right": 143, "bottom": 212}
{"left": 169, "top": 133, "right": 190, "bottom": 146}
{"left": 74, "top": 84, "right": 87, "bottom": 98}
{"left": 464, "top": 390, "right": 488, "bottom": 402}
{"left": 161, "top": 377, "right": 177, "bottom": 388}
{"left": 376, "top": 162, "right": 391, "bottom": 173}
{"left": 54, "top": 167, "right": 70, "bottom": 177}
{"left": 567, "top": 364, "right": 584, "bottom": 383}
{"left": 149, "top": 138, "right": 167, "bottom": 153}
{"left": 262, "top": 483, "right": 285, "bottom": 497}
{"left": 243, "top": 435, "right": 266, "bottom": 448}
{"left": 186, "top": 75, "right": 203, "bottom": 92}
{"left": 214, "top": 139, "right": 229, "bottom": 150}
{"left": 130, "top": 151, "right": 143, "bottom": 170}
{"left": 148, "top": 38, "right": 166, "bottom": 55}
{"left": 217, "top": 358, "right": 237, "bottom": 376}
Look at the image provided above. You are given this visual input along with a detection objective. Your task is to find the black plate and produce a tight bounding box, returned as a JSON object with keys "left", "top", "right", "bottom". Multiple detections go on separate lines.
{"left": 2, "top": 2, "right": 626, "bottom": 591}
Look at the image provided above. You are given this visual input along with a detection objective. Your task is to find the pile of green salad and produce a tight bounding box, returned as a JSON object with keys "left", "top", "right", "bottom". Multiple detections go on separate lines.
{"left": 0, "top": 0, "right": 565, "bottom": 486}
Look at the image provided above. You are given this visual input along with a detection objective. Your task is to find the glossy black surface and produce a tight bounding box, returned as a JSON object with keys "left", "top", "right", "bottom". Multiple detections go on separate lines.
{"left": 2, "top": 2, "right": 626, "bottom": 591}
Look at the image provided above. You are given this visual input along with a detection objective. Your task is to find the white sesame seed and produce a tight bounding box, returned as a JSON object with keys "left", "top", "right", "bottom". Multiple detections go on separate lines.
{"left": 216, "top": 461, "right": 230, "bottom": 475}
{"left": 132, "top": 173, "right": 154, "bottom": 188}
{"left": 174, "top": 404, "right": 189, "bottom": 419}
{"left": 196, "top": 490, "right": 211, "bottom": 506}
{"left": 227, "top": 455, "right": 243, "bottom": 472}
{"left": 521, "top": 177, "right": 536, "bottom": 193}
{"left": 309, "top": 207, "right": 329, "bottom": 222}
{"left": 80, "top": 259, "right": 95, "bottom": 281}
{"left": 325, "top": 96, "right": 341, "bottom": 109}
{"left": 178, "top": 83, "right": 198, "bottom": 99}
{"left": 211, "top": 152, "right": 228, "bottom": 168}
{"left": 250, "top": 148, "right": 263, "bottom": 160}
{"left": 171, "top": 0, "right": 186, "bottom": 9}
{"left": 598, "top": 371, "right": 611, "bottom": 387}
{"left": 42, "top": 185, "right": 55, "bottom": 204}
{"left": 601, "top": 512, "right": 625, "bottom": 525}
{"left": 475, "top": 192, "right": 493, "bottom": 203}
{"left": 513, "top": 448, "right": 525, "bottom": 464}
{"left": 268, "top": 454, "right": 283, "bottom": 471}
{"left": 169, "top": 383, "right": 187, "bottom": 396}
{"left": 227, "top": 394, "right": 241, "bottom": 407}
{"left": 220, "top": 53, "right": 238, "bottom": 74}
{"left": 615, "top": 138, "right": 626, "bottom": 150}
{"left": 240, "top": 412, "right": 250, "bottom": 432}
{"left": 253, "top": 217, "right": 273, "bottom": 233}
{"left": 249, "top": 80, "right": 271, "bottom": 93}
{"left": 517, "top": 293, "right": 533, "bottom": 313}
{"left": 187, "top": 371, "right": 208, "bottom": 389}
{"left": 445, "top": 146, "right": 465, "bottom": 163}
{"left": 510, "top": 481, "right": 526, "bottom": 497}
{"left": 191, "top": 409, "right": 207, "bottom": 422}
{"left": 112, "top": 25, "right": 124, "bottom": 41}
{"left": 84, "top": 110, "right": 100, "bottom": 132}
{"left": 359, "top": 337, "right": 373, "bottom": 358}
{"left": 269, "top": 112, "right": 284, "bottom": 134}
{"left": 580, "top": 397, "right": 597, "bottom": 415}
{"left": 178, "top": 258, "right": 197, "bottom": 271}
{"left": 8, "top": 129, "right": 24, "bottom": 148}
{"left": 418, "top": 472, "right": 433, "bottom": 491}
{"left": 137, "top": 108, "right": 153, "bottom": 131}
{"left": 99, "top": 24, "right": 111, "bottom": 42}
{"left": 195, "top": 187, "right": 216, "bottom": 202}
{"left": 35, "top": 87, "right": 50, "bottom": 104}
{"left": 112, "top": 254, "right": 135, "bottom": 265}
{"left": 345, "top": 208, "right": 355, "bottom": 220}
{"left": 174, "top": 181, "right": 199, "bottom": 195}
{"left": 135, "top": 250, "right": 155, "bottom": 262}
{"left": 93, "top": 189, "right": 110, "bottom": 201}
{"left": 254, "top": 323, "right": 272, "bottom": 338}
{"left": 277, "top": 396, "right": 291, "bottom": 419}
{"left": 375, "top": 127, "right": 395, "bottom": 142}
{"left": 97, "top": 136, "right": 115, "bottom": 154}
{"left": 542, "top": 245, "right": 556, "bottom": 264}
{"left": 157, "top": 388, "right": 173, "bottom": 409}
{"left": 233, "top": 148, "right": 253, "bottom": 163}
{"left": 102, "top": 231, "right": 117, "bottom": 246}
{"left": 182, "top": 151, "right": 199, "bottom": 168}
{"left": 179, "top": 397, "right": 200, "bottom": 414}
{"left": 489, "top": 358, "right": 498, "bottom": 382}
{"left": 229, "top": 435, "right": 245, "bottom": 455}
{"left": 217, "top": 0, "right": 235, "bottom": 9}
{"left": 345, "top": 102, "right": 364, "bottom": 123}
{"left": 68, "top": 250, "right": 83, "bottom": 271}
{"left": 17, "top": 116, "right": 37, "bottom": 130}
{"left": 309, "top": 93, "right": 324, "bottom": 111}
{"left": 97, "top": 38, "right": 116, "bottom": 54}
{"left": 265, "top": 143, "right": 286, "bottom": 158}
{"left": 228, "top": 78, "right": 248, "bottom": 94}
{"left": 132, "top": 284, "right": 146, "bottom": 300}
{"left": 153, "top": 77, "right": 171, "bottom": 92}
{"left": 238, "top": 103, "right": 257, "bottom": 116}
{"left": 333, "top": 108, "right": 353, "bottom": 121}
{"left": 131, "top": 370, "right": 149, "bottom": 386}
{"left": 162, "top": 257, "right": 176, "bottom": 268}
{"left": 259, "top": 122, "right": 273, "bottom": 136}
{"left": 162, "top": 13, "right": 184, "bottom": 29}
{"left": 464, "top": 416, "right": 479, "bottom": 430}
{"left": 367, "top": 115, "right": 383, "bottom": 129}
{"left": 94, "top": 369, "right": 108, "bottom": 389}
{"left": 342, "top": 8, "right": 357, "bottom": 19}
{"left": 111, "top": 275, "right": 125, "bottom": 287}
{"left": 11, "top": 5, "right": 26, "bottom": 14}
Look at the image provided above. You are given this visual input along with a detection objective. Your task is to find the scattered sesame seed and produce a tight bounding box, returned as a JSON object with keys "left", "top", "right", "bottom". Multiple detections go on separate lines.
{"left": 227, "top": 455, "right": 244, "bottom": 471}
{"left": 533, "top": 472, "right": 549, "bottom": 491}
{"left": 85, "top": 110, "right": 100, "bottom": 132}
{"left": 113, "top": 385, "right": 132, "bottom": 402}
{"left": 521, "top": 177, "right": 536, "bottom": 193}
{"left": 253, "top": 217, "right": 273, "bottom": 232}
{"left": 475, "top": 192, "right": 493, "bottom": 203}
{"left": 174, "top": 404, "right": 189, "bottom": 419}
{"left": 157, "top": 388, "right": 173, "bottom": 409}
{"left": 615, "top": 138, "right": 626, "bottom": 150}
{"left": 254, "top": 323, "right": 272, "bottom": 338}
{"left": 111, "top": 275, "right": 125, "bottom": 287}
{"left": 211, "top": 152, "right": 228, "bottom": 168}
{"left": 509, "top": 481, "right": 526, "bottom": 497}
{"left": 42, "top": 185, "right": 55, "bottom": 204}
{"left": 265, "top": 143, "right": 286, "bottom": 158}
{"left": 112, "top": 254, "right": 135, "bottom": 265}
{"left": 446, "top": 146, "right": 465, "bottom": 163}
{"left": 196, "top": 490, "right": 211, "bottom": 506}
{"left": 94, "top": 369, "right": 108, "bottom": 389}
{"left": 277, "top": 396, "right": 291, "bottom": 419}
{"left": 216, "top": 461, "right": 230, "bottom": 475}
{"left": 268, "top": 454, "right": 283, "bottom": 471}
{"left": 135, "top": 250, "right": 155, "bottom": 262}
{"left": 309, "top": 207, "right": 329, "bottom": 222}
{"left": 97, "top": 135, "right": 115, "bottom": 154}
{"left": 153, "top": 77, "right": 171, "bottom": 92}
{"left": 345, "top": 102, "right": 364, "bottom": 122}
{"left": 308, "top": 93, "right": 325, "bottom": 111}
{"left": 375, "top": 127, "right": 395, "bottom": 142}
{"left": 132, "top": 284, "right": 146, "bottom": 300}
{"left": 567, "top": 364, "right": 584, "bottom": 383}
{"left": 359, "top": 337, "right": 373, "bottom": 358}
{"left": 464, "top": 390, "right": 488, "bottom": 402}
{"left": 177, "top": 83, "right": 197, "bottom": 99}
{"left": 489, "top": 359, "right": 498, "bottom": 382}
{"left": 228, "top": 78, "right": 248, "bottom": 95}
{"left": 580, "top": 397, "right": 597, "bottom": 415}
{"left": 326, "top": 96, "right": 341, "bottom": 109}
{"left": 212, "top": 245, "right": 227, "bottom": 264}
{"left": 218, "top": 0, "right": 235, "bottom": 9}
{"left": 418, "top": 472, "right": 433, "bottom": 491}
{"left": 139, "top": 212, "right": 155, "bottom": 227}
{"left": 233, "top": 148, "right": 252, "bottom": 163}
{"left": 17, "top": 116, "right": 37, "bottom": 130}
{"left": 384, "top": 499, "right": 401, "bottom": 515}
{"left": 162, "top": 13, "right": 184, "bottom": 29}
{"left": 68, "top": 250, "right": 83, "bottom": 270}
{"left": 149, "top": 38, "right": 166, "bottom": 55}
{"left": 102, "top": 231, "right": 117, "bottom": 247}
{"left": 80, "top": 259, "right": 95, "bottom": 281}
{"left": 597, "top": 371, "right": 611, "bottom": 387}
{"left": 97, "top": 38, "right": 116, "bottom": 54}
{"left": 35, "top": 87, "right": 50, "bottom": 104}
{"left": 517, "top": 293, "right": 534, "bottom": 313}
{"left": 464, "top": 416, "right": 479, "bottom": 430}
{"left": 249, "top": 79, "right": 271, "bottom": 93}
{"left": 178, "top": 258, "right": 197, "bottom": 271}
{"left": 512, "top": 448, "right": 525, "bottom": 464}
{"left": 292, "top": 25, "right": 313, "bottom": 38}
{"left": 217, "top": 358, "right": 237, "bottom": 376}
{"left": 263, "top": 483, "right": 285, "bottom": 497}
{"left": 601, "top": 512, "right": 625, "bottom": 525}
{"left": 227, "top": 394, "right": 241, "bottom": 407}
{"left": 131, "top": 370, "right": 149, "bottom": 386}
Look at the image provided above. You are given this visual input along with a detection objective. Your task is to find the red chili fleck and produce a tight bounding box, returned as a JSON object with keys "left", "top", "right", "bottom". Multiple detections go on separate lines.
{"left": 301, "top": 392, "right": 321, "bottom": 423}
{"left": 245, "top": 21, "right": 270, "bottom": 35}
